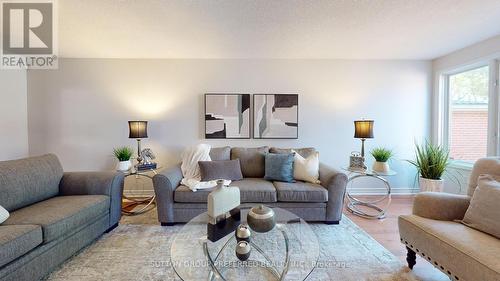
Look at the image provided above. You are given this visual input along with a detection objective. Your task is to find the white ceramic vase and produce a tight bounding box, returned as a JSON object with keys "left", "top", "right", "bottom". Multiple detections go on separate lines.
{"left": 419, "top": 177, "right": 444, "bottom": 192}
{"left": 117, "top": 160, "right": 132, "bottom": 172}
{"left": 372, "top": 161, "right": 390, "bottom": 174}
{"left": 207, "top": 180, "right": 240, "bottom": 220}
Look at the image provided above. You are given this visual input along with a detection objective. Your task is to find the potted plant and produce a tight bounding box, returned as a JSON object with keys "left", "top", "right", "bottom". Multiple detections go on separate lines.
{"left": 408, "top": 141, "right": 449, "bottom": 192}
{"left": 370, "top": 147, "right": 393, "bottom": 173}
{"left": 113, "top": 146, "right": 133, "bottom": 172}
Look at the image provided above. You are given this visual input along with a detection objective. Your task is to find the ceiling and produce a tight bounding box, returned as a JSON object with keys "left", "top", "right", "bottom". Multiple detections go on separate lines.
{"left": 58, "top": 0, "right": 500, "bottom": 59}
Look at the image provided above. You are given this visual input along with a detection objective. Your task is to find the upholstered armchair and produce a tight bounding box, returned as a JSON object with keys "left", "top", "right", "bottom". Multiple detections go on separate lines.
{"left": 398, "top": 157, "right": 500, "bottom": 281}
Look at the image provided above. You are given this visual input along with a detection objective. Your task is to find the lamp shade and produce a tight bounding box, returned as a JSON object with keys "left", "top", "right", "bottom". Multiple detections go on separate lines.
{"left": 128, "top": 121, "right": 148, "bottom": 139}
{"left": 354, "top": 120, "right": 374, "bottom": 139}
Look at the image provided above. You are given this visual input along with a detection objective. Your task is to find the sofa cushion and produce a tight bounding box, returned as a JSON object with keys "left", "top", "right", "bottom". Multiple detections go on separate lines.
{"left": 264, "top": 153, "right": 295, "bottom": 182}
{"left": 209, "top": 146, "right": 231, "bottom": 161}
{"left": 199, "top": 159, "right": 243, "bottom": 181}
{"left": 270, "top": 147, "right": 316, "bottom": 158}
{"left": 0, "top": 224, "right": 43, "bottom": 267}
{"left": 3, "top": 195, "right": 109, "bottom": 243}
{"left": 0, "top": 154, "right": 63, "bottom": 212}
{"left": 462, "top": 174, "right": 500, "bottom": 238}
{"left": 174, "top": 178, "right": 277, "bottom": 203}
{"left": 273, "top": 181, "right": 328, "bottom": 202}
{"left": 231, "top": 147, "right": 269, "bottom": 178}
{"left": 399, "top": 215, "right": 500, "bottom": 281}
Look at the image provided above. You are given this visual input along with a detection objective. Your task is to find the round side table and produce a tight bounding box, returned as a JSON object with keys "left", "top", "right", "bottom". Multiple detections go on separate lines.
{"left": 121, "top": 167, "right": 160, "bottom": 215}
{"left": 343, "top": 167, "right": 396, "bottom": 219}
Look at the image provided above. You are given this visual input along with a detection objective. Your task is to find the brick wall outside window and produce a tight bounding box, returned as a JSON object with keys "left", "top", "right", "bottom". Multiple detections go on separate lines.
{"left": 450, "top": 108, "right": 488, "bottom": 162}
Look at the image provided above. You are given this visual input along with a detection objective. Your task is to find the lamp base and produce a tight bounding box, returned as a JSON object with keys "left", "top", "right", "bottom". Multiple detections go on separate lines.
{"left": 136, "top": 139, "right": 143, "bottom": 165}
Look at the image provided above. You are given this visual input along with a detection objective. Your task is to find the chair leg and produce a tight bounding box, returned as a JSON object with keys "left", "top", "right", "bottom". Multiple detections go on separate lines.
{"left": 406, "top": 246, "right": 416, "bottom": 269}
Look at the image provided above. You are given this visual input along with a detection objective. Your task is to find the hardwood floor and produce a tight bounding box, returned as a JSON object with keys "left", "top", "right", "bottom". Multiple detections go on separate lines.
{"left": 344, "top": 195, "right": 449, "bottom": 281}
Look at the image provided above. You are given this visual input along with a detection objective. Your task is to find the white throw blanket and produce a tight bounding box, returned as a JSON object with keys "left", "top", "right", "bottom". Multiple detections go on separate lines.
{"left": 180, "top": 144, "right": 230, "bottom": 191}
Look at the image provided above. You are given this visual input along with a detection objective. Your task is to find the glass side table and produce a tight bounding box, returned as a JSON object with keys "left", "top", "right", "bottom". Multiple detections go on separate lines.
{"left": 342, "top": 167, "right": 396, "bottom": 219}
{"left": 121, "top": 166, "right": 160, "bottom": 215}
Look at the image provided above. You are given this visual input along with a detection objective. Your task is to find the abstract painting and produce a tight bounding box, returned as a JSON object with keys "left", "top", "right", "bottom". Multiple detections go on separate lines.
{"left": 205, "top": 94, "right": 251, "bottom": 139}
{"left": 253, "top": 94, "right": 298, "bottom": 139}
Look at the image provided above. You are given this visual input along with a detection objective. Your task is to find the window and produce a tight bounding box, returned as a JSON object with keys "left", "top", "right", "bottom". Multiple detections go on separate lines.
{"left": 448, "top": 66, "right": 489, "bottom": 162}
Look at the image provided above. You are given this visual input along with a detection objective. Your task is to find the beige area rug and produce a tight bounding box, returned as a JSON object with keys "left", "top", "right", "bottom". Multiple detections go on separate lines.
{"left": 45, "top": 217, "right": 419, "bottom": 281}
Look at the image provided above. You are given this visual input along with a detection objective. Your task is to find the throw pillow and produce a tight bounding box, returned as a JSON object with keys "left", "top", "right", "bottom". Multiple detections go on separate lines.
{"left": 264, "top": 153, "right": 295, "bottom": 182}
{"left": 198, "top": 159, "right": 243, "bottom": 181}
{"left": 292, "top": 150, "right": 321, "bottom": 184}
{"left": 462, "top": 174, "right": 500, "bottom": 238}
{"left": 0, "top": 205, "right": 9, "bottom": 224}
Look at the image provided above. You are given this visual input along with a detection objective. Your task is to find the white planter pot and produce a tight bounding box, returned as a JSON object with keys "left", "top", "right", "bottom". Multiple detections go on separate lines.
{"left": 419, "top": 177, "right": 444, "bottom": 192}
{"left": 117, "top": 160, "right": 132, "bottom": 172}
{"left": 372, "top": 161, "right": 390, "bottom": 174}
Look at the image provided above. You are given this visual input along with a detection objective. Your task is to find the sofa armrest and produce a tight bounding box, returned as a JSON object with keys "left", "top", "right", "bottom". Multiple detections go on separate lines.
{"left": 59, "top": 171, "right": 124, "bottom": 227}
{"left": 319, "top": 163, "right": 348, "bottom": 223}
{"left": 412, "top": 192, "right": 471, "bottom": 221}
{"left": 152, "top": 164, "right": 183, "bottom": 224}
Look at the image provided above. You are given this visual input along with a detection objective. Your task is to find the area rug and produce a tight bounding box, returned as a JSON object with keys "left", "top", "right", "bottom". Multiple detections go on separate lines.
{"left": 45, "top": 217, "right": 418, "bottom": 281}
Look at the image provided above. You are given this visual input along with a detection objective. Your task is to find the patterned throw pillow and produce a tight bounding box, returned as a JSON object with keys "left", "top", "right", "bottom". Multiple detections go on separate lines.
{"left": 264, "top": 153, "right": 295, "bottom": 183}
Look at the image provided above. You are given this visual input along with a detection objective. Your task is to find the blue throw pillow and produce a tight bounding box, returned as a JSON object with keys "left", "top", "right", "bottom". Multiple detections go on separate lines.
{"left": 264, "top": 153, "right": 295, "bottom": 182}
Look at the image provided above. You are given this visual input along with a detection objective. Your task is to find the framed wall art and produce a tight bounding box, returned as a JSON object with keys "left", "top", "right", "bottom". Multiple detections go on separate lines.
{"left": 205, "top": 94, "right": 251, "bottom": 139}
{"left": 253, "top": 94, "right": 298, "bottom": 139}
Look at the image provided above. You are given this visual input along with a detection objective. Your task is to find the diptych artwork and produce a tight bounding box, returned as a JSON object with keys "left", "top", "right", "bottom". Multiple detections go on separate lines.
{"left": 205, "top": 94, "right": 251, "bottom": 139}
{"left": 253, "top": 94, "right": 298, "bottom": 139}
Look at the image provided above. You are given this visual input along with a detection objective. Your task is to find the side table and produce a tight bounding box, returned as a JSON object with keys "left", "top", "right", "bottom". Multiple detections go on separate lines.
{"left": 342, "top": 167, "right": 396, "bottom": 219}
{"left": 121, "top": 167, "right": 160, "bottom": 215}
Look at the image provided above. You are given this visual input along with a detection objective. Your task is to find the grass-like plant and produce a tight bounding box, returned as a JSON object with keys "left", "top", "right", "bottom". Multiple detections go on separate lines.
{"left": 408, "top": 141, "right": 449, "bottom": 180}
{"left": 370, "top": 147, "right": 393, "bottom": 162}
{"left": 113, "top": 146, "right": 133, "bottom": 161}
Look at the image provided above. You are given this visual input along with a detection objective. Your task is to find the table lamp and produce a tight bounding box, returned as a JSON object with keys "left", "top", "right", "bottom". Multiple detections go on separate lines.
{"left": 128, "top": 121, "right": 148, "bottom": 165}
{"left": 354, "top": 119, "right": 374, "bottom": 158}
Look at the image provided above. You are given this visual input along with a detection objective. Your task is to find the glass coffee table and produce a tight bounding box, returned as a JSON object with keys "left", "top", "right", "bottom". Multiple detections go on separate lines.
{"left": 170, "top": 207, "right": 319, "bottom": 281}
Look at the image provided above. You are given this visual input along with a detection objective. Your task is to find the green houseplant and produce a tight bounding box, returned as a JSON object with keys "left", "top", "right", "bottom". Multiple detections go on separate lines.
{"left": 113, "top": 146, "right": 133, "bottom": 171}
{"left": 408, "top": 141, "right": 449, "bottom": 192}
{"left": 370, "top": 147, "right": 393, "bottom": 173}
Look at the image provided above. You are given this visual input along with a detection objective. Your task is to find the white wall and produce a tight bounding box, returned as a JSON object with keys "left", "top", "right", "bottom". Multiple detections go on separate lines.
{"left": 27, "top": 59, "right": 431, "bottom": 193}
{"left": 0, "top": 70, "right": 28, "bottom": 160}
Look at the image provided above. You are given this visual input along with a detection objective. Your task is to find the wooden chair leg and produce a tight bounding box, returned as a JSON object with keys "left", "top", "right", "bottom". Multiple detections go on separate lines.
{"left": 406, "top": 246, "right": 416, "bottom": 269}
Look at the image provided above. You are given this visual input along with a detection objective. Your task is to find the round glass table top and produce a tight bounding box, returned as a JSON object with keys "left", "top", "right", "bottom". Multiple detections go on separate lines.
{"left": 170, "top": 207, "right": 319, "bottom": 281}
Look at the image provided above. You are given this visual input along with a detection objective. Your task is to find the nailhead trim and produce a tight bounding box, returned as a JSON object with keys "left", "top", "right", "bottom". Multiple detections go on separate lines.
{"left": 400, "top": 238, "right": 460, "bottom": 281}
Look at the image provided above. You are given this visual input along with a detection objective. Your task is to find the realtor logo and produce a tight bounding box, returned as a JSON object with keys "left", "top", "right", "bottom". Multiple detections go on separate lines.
{"left": 1, "top": 0, "right": 57, "bottom": 69}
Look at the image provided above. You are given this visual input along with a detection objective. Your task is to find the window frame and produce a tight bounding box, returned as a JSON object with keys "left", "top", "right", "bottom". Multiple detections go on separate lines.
{"left": 437, "top": 59, "right": 499, "bottom": 168}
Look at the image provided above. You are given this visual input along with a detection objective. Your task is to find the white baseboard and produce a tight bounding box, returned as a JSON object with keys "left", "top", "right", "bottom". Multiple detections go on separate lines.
{"left": 348, "top": 187, "right": 418, "bottom": 195}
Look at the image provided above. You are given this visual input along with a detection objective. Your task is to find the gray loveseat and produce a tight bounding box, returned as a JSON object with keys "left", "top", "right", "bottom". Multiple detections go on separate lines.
{"left": 153, "top": 146, "right": 348, "bottom": 225}
{"left": 0, "top": 154, "right": 124, "bottom": 281}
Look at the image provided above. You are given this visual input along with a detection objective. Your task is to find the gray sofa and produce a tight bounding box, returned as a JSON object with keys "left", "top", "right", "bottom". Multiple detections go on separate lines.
{"left": 153, "top": 146, "right": 348, "bottom": 225}
{"left": 0, "top": 154, "right": 124, "bottom": 281}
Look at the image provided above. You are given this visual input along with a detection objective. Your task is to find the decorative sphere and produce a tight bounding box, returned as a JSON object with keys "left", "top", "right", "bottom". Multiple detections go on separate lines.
{"left": 235, "top": 224, "right": 251, "bottom": 242}
{"left": 235, "top": 241, "right": 251, "bottom": 261}
{"left": 247, "top": 205, "right": 276, "bottom": 233}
